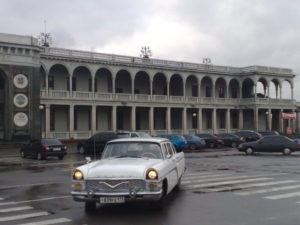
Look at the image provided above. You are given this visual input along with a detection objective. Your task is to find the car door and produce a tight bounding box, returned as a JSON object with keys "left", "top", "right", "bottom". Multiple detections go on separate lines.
{"left": 162, "top": 143, "right": 179, "bottom": 193}
{"left": 255, "top": 136, "right": 276, "bottom": 152}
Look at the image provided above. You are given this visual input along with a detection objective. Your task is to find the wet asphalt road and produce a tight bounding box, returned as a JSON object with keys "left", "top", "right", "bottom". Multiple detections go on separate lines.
{"left": 1, "top": 148, "right": 300, "bottom": 225}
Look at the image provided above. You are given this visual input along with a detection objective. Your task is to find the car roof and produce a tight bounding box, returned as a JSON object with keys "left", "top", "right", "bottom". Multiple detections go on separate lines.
{"left": 107, "top": 137, "right": 168, "bottom": 144}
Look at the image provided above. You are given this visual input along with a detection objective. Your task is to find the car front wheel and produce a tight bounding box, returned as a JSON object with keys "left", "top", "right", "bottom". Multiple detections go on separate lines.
{"left": 37, "top": 152, "right": 45, "bottom": 160}
{"left": 78, "top": 146, "right": 85, "bottom": 154}
{"left": 20, "top": 150, "right": 26, "bottom": 158}
{"left": 231, "top": 142, "right": 237, "bottom": 148}
{"left": 283, "top": 148, "right": 291, "bottom": 155}
{"left": 245, "top": 147, "right": 253, "bottom": 155}
{"left": 189, "top": 144, "right": 197, "bottom": 151}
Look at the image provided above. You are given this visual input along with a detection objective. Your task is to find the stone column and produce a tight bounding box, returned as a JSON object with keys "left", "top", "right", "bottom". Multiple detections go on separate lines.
{"left": 45, "top": 104, "right": 50, "bottom": 137}
{"left": 212, "top": 108, "right": 217, "bottom": 133}
{"left": 279, "top": 109, "right": 284, "bottom": 133}
{"left": 268, "top": 108, "right": 272, "bottom": 131}
{"left": 131, "top": 106, "right": 136, "bottom": 131}
{"left": 254, "top": 108, "right": 259, "bottom": 131}
{"left": 91, "top": 105, "right": 96, "bottom": 135}
{"left": 182, "top": 107, "right": 187, "bottom": 134}
{"left": 226, "top": 109, "right": 231, "bottom": 133}
{"left": 239, "top": 109, "right": 243, "bottom": 129}
{"left": 149, "top": 107, "right": 154, "bottom": 135}
{"left": 112, "top": 106, "right": 116, "bottom": 131}
{"left": 166, "top": 107, "right": 171, "bottom": 133}
{"left": 69, "top": 105, "right": 74, "bottom": 139}
{"left": 198, "top": 108, "right": 202, "bottom": 133}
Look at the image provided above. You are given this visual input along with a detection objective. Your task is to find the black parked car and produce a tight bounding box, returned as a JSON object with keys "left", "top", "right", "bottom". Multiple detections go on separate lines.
{"left": 215, "top": 133, "right": 245, "bottom": 148}
{"left": 20, "top": 138, "right": 67, "bottom": 160}
{"left": 237, "top": 135, "right": 300, "bottom": 155}
{"left": 77, "top": 132, "right": 118, "bottom": 154}
{"left": 196, "top": 133, "right": 224, "bottom": 148}
{"left": 234, "top": 130, "right": 262, "bottom": 142}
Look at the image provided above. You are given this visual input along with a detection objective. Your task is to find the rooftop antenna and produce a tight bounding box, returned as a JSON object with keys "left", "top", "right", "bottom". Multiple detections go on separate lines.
{"left": 38, "top": 20, "right": 52, "bottom": 47}
{"left": 140, "top": 46, "right": 152, "bottom": 58}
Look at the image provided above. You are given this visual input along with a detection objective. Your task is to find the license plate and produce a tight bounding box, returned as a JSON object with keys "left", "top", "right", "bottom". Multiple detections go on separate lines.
{"left": 99, "top": 196, "right": 125, "bottom": 204}
{"left": 53, "top": 147, "right": 61, "bottom": 151}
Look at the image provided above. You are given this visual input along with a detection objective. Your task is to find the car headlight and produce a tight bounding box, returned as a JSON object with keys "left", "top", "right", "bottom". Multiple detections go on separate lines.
{"left": 146, "top": 168, "right": 158, "bottom": 180}
{"left": 73, "top": 169, "right": 84, "bottom": 180}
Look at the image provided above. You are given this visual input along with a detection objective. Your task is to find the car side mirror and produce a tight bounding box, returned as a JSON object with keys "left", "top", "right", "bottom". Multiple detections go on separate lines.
{"left": 85, "top": 157, "right": 92, "bottom": 163}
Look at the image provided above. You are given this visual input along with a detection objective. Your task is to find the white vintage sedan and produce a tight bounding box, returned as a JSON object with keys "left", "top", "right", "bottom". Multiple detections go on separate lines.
{"left": 71, "top": 137, "right": 185, "bottom": 212}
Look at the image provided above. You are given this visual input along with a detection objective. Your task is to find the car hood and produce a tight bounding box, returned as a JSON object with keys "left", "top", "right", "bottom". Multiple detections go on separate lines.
{"left": 83, "top": 158, "right": 163, "bottom": 179}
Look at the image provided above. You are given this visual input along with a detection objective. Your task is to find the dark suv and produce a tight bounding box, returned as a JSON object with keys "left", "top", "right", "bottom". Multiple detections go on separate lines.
{"left": 77, "top": 132, "right": 118, "bottom": 154}
{"left": 234, "top": 130, "right": 262, "bottom": 142}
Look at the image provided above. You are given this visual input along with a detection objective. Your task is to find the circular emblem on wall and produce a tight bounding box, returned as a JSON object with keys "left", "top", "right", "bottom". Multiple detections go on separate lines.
{"left": 13, "top": 74, "right": 28, "bottom": 89}
{"left": 13, "top": 112, "right": 28, "bottom": 127}
{"left": 13, "top": 94, "right": 28, "bottom": 108}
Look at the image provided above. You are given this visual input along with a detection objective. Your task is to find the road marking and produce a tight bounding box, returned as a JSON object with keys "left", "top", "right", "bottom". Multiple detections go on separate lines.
{"left": 0, "top": 197, "right": 3, "bottom": 200}
{"left": 17, "top": 218, "right": 72, "bottom": 225}
{"left": 184, "top": 177, "right": 273, "bottom": 189}
{"left": 0, "top": 196, "right": 71, "bottom": 206}
{"left": 182, "top": 174, "right": 233, "bottom": 183}
{"left": 212, "top": 180, "right": 297, "bottom": 192}
{"left": 236, "top": 182, "right": 300, "bottom": 196}
{"left": 183, "top": 172, "right": 217, "bottom": 177}
{"left": 182, "top": 175, "right": 264, "bottom": 185}
{"left": 0, "top": 206, "right": 33, "bottom": 213}
{"left": 264, "top": 191, "right": 300, "bottom": 200}
{"left": 0, "top": 212, "right": 49, "bottom": 222}
{"left": 0, "top": 182, "right": 58, "bottom": 190}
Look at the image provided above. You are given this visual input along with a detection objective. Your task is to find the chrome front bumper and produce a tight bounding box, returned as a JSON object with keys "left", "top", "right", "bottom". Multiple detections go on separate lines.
{"left": 71, "top": 190, "right": 163, "bottom": 202}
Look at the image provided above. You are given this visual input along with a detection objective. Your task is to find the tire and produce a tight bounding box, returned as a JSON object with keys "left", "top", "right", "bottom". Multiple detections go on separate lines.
{"left": 283, "top": 148, "right": 291, "bottom": 155}
{"left": 37, "top": 152, "right": 44, "bottom": 160}
{"left": 153, "top": 180, "right": 168, "bottom": 210}
{"left": 20, "top": 150, "right": 26, "bottom": 158}
{"left": 85, "top": 202, "right": 96, "bottom": 213}
{"left": 231, "top": 142, "right": 237, "bottom": 148}
{"left": 78, "top": 146, "right": 85, "bottom": 154}
{"left": 58, "top": 156, "right": 64, "bottom": 160}
{"left": 209, "top": 142, "right": 215, "bottom": 148}
{"left": 245, "top": 147, "right": 253, "bottom": 155}
{"left": 189, "top": 144, "right": 197, "bottom": 151}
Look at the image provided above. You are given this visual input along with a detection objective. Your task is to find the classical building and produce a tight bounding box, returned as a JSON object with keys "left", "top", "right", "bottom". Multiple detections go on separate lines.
{"left": 0, "top": 33, "right": 298, "bottom": 142}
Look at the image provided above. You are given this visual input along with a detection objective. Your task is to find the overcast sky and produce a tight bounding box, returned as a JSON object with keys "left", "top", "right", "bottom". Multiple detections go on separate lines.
{"left": 1, "top": 0, "right": 300, "bottom": 99}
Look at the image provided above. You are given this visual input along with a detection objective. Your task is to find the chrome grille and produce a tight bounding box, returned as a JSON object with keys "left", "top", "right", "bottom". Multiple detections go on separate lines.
{"left": 86, "top": 179, "right": 146, "bottom": 193}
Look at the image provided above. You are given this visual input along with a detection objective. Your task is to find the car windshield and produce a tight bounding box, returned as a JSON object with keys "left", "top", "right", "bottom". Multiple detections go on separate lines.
{"left": 41, "top": 139, "right": 62, "bottom": 145}
{"left": 102, "top": 142, "right": 163, "bottom": 159}
{"left": 137, "top": 132, "right": 151, "bottom": 138}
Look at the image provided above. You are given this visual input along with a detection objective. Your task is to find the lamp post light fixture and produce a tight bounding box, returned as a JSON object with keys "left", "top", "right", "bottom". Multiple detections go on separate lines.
{"left": 140, "top": 46, "right": 152, "bottom": 58}
{"left": 192, "top": 112, "right": 197, "bottom": 134}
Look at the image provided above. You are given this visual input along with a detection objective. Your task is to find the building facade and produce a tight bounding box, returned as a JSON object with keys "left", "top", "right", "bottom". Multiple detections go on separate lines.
{"left": 0, "top": 33, "right": 298, "bottom": 141}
